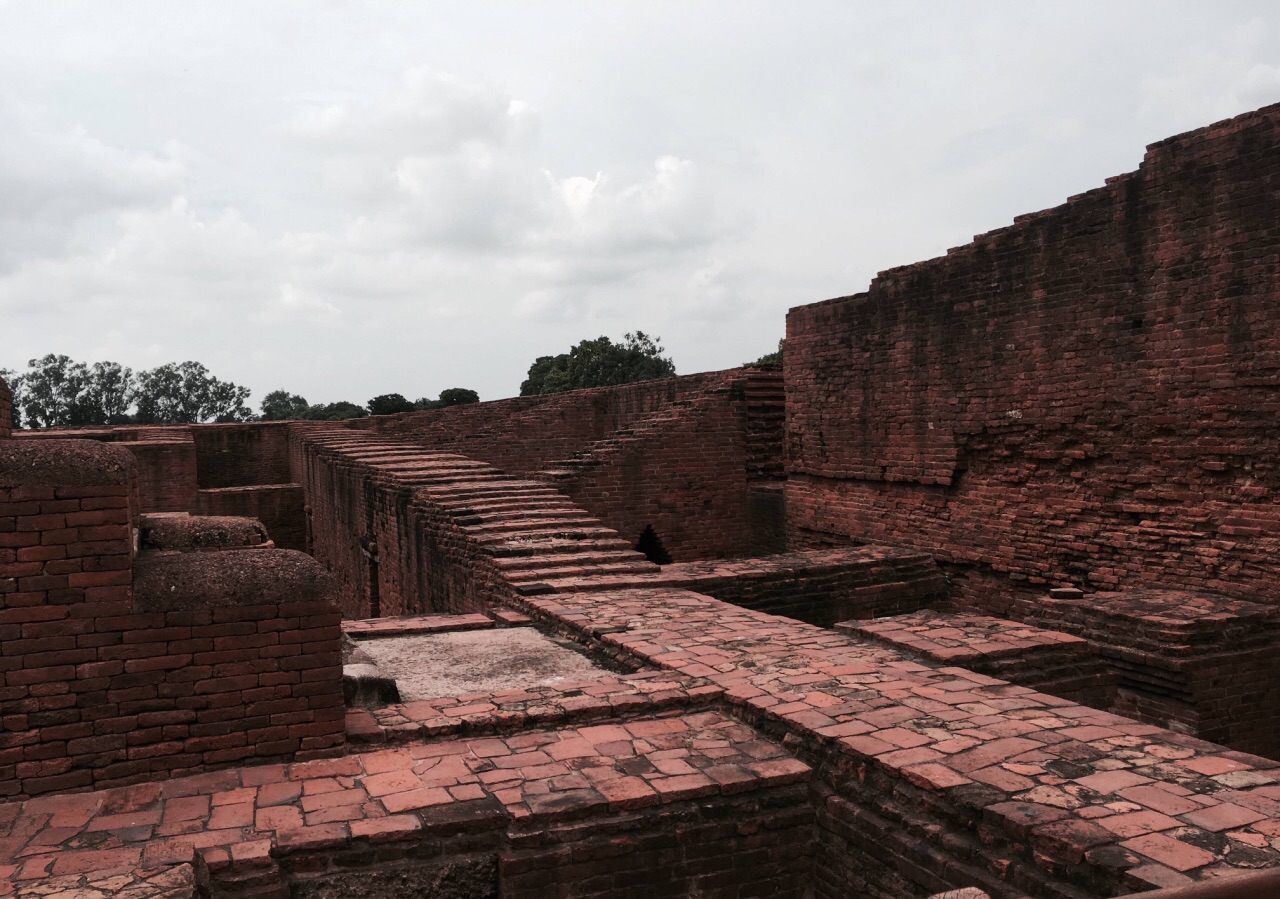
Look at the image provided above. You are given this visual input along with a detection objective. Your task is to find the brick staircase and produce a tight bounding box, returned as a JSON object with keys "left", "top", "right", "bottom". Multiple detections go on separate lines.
{"left": 300, "top": 431, "right": 660, "bottom": 609}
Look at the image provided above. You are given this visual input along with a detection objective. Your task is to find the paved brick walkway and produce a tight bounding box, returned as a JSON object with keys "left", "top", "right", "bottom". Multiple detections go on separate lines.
{"left": 0, "top": 709, "right": 806, "bottom": 894}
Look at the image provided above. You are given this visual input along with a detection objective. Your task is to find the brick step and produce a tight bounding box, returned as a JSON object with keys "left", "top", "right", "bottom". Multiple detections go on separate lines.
{"left": 504, "top": 560, "right": 660, "bottom": 583}
{"left": 457, "top": 515, "right": 600, "bottom": 536}
{"left": 450, "top": 506, "right": 591, "bottom": 524}
{"left": 485, "top": 537, "right": 636, "bottom": 558}
{"left": 492, "top": 550, "right": 647, "bottom": 572}
{"left": 445, "top": 497, "right": 576, "bottom": 514}
{"left": 423, "top": 482, "right": 557, "bottom": 501}
{"left": 471, "top": 523, "right": 618, "bottom": 544}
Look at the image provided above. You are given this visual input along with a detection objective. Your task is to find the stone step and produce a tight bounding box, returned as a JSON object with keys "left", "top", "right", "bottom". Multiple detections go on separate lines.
{"left": 492, "top": 550, "right": 648, "bottom": 572}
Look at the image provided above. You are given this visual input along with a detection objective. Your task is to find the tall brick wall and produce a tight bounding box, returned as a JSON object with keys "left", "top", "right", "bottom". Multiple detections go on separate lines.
{"left": 538, "top": 381, "right": 755, "bottom": 560}
{"left": 193, "top": 422, "right": 294, "bottom": 488}
{"left": 786, "top": 103, "right": 1280, "bottom": 614}
{"left": 0, "top": 376, "right": 11, "bottom": 438}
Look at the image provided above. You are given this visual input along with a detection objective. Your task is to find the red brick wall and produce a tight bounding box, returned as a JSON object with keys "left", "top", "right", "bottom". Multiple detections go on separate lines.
{"left": 118, "top": 439, "right": 199, "bottom": 513}
{"left": 0, "top": 439, "right": 342, "bottom": 799}
{"left": 543, "top": 382, "right": 754, "bottom": 561}
{"left": 786, "top": 103, "right": 1280, "bottom": 614}
{"left": 656, "top": 546, "right": 946, "bottom": 627}
{"left": 360, "top": 371, "right": 735, "bottom": 476}
{"left": 193, "top": 422, "right": 294, "bottom": 488}
{"left": 0, "top": 377, "right": 11, "bottom": 438}
{"left": 197, "top": 485, "right": 306, "bottom": 551}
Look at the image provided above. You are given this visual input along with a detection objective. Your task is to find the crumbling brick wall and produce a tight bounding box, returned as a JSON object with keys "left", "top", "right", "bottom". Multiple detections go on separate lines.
{"left": 193, "top": 422, "right": 294, "bottom": 488}
{"left": 0, "top": 376, "right": 11, "bottom": 438}
{"left": 786, "top": 103, "right": 1280, "bottom": 614}
{"left": 197, "top": 484, "right": 306, "bottom": 551}
{"left": 540, "top": 381, "right": 754, "bottom": 560}
{"left": 357, "top": 371, "right": 733, "bottom": 476}
{"left": 0, "top": 439, "right": 343, "bottom": 798}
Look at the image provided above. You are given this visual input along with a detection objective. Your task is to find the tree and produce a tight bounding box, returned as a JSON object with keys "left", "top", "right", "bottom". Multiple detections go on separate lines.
{"left": 261, "top": 390, "right": 311, "bottom": 421}
{"left": 437, "top": 387, "right": 479, "bottom": 407}
{"left": 367, "top": 393, "right": 416, "bottom": 416}
{"left": 301, "top": 401, "right": 366, "bottom": 421}
{"left": 748, "top": 339, "right": 783, "bottom": 368}
{"left": 414, "top": 388, "right": 481, "bottom": 410}
{"left": 134, "top": 362, "right": 253, "bottom": 424}
{"left": 80, "top": 361, "right": 136, "bottom": 424}
{"left": 520, "top": 332, "right": 676, "bottom": 396}
{"left": 19, "top": 354, "right": 89, "bottom": 428}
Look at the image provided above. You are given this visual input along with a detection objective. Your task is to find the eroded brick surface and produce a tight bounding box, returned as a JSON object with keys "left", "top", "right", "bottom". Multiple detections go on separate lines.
{"left": 840, "top": 611, "right": 1113, "bottom": 707}
{"left": 0, "top": 710, "right": 809, "bottom": 897}
{"left": 785, "top": 103, "right": 1280, "bottom": 615}
{"left": 1023, "top": 590, "right": 1280, "bottom": 757}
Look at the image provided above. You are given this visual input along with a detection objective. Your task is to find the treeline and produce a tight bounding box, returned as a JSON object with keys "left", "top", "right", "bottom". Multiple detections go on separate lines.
{"left": 259, "top": 388, "right": 479, "bottom": 421}
{"left": 0, "top": 354, "right": 479, "bottom": 429}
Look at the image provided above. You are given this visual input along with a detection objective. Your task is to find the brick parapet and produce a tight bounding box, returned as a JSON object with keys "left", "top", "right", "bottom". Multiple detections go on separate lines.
{"left": 784, "top": 100, "right": 1280, "bottom": 612}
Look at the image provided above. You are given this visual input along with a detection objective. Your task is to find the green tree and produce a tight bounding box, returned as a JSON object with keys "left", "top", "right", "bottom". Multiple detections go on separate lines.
{"left": 415, "top": 388, "right": 481, "bottom": 410}
{"left": 437, "top": 387, "right": 479, "bottom": 407}
{"left": 520, "top": 332, "right": 675, "bottom": 396}
{"left": 260, "top": 390, "right": 311, "bottom": 421}
{"left": 134, "top": 362, "right": 253, "bottom": 424}
{"left": 367, "top": 393, "right": 416, "bottom": 416}
{"left": 19, "top": 354, "right": 89, "bottom": 428}
{"left": 301, "top": 401, "right": 367, "bottom": 420}
{"left": 748, "top": 339, "right": 783, "bottom": 368}
{"left": 79, "top": 361, "right": 136, "bottom": 424}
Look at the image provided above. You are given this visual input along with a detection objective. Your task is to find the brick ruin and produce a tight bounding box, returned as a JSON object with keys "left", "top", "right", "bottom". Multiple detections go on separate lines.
{"left": 4, "top": 104, "right": 1280, "bottom": 898}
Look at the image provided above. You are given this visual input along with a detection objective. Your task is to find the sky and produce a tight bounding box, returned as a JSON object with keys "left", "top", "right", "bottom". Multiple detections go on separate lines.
{"left": 2, "top": 2, "right": 1279, "bottom": 407}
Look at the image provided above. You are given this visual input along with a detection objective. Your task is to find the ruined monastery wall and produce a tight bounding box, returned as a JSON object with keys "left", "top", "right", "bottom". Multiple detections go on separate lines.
{"left": 357, "top": 371, "right": 733, "bottom": 476}
{"left": 786, "top": 103, "right": 1280, "bottom": 613}
{"left": 193, "top": 421, "right": 294, "bottom": 488}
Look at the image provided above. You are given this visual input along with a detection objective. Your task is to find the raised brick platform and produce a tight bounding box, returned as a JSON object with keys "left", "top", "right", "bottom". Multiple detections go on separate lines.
{"left": 836, "top": 611, "right": 1113, "bottom": 708}
{"left": 1022, "top": 590, "right": 1280, "bottom": 758}
{"left": 0, "top": 710, "right": 813, "bottom": 899}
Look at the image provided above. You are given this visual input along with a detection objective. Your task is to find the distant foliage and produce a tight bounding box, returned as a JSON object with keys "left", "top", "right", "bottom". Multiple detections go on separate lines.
{"left": 301, "top": 401, "right": 367, "bottom": 421}
{"left": 259, "top": 390, "right": 369, "bottom": 421}
{"left": 260, "top": 390, "right": 311, "bottom": 421}
{"left": 1, "top": 356, "right": 252, "bottom": 428}
{"left": 367, "top": 393, "right": 417, "bottom": 416}
{"left": 414, "top": 387, "right": 481, "bottom": 410}
{"left": 749, "top": 339, "right": 784, "bottom": 368}
{"left": 134, "top": 361, "right": 253, "bottom": 424}
{"left": 520, "top": 332, "right": 676, "bottom": 396}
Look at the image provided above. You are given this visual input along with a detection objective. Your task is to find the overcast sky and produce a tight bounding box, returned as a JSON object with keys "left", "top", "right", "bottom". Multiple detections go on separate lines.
{"left": 2, "top": 2, "right": 1278, "bottom": 406}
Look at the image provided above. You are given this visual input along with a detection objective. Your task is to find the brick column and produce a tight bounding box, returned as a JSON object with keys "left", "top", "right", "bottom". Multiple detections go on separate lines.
{"left": 0, "top": 376, "right": 11, "bottom": 438}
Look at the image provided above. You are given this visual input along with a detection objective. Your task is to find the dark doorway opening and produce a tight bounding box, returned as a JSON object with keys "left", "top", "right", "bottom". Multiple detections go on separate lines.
{"left": 362, "top": 538, "right": 381, "bottom": 617}
{"left": 635, "top": 524, "right": 673, "bottom": 565}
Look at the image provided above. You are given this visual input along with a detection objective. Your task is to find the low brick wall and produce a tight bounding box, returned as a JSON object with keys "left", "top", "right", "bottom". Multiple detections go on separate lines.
{"left": 839, "top": 611, "right": 1114, "bottom": 708}
{"left": 1022, "top": 589, "right": 1280, "bottom": 758}
{"left": 139, "top": 513, "right": 270, "bottom": 551}
{"left": 197, "top": 484, "right": 306, "bottom": 551}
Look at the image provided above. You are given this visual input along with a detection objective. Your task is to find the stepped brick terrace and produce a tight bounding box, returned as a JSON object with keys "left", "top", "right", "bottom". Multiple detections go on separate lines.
{"left": 4, "top": 103, "right": 1280, "bottom": 898}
